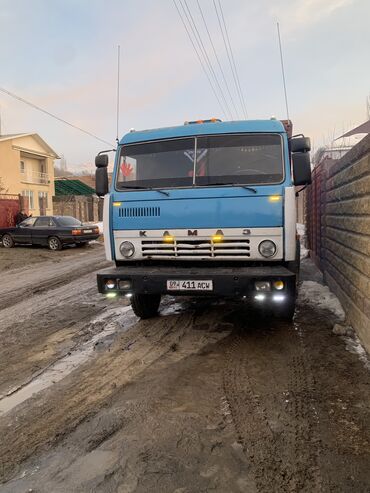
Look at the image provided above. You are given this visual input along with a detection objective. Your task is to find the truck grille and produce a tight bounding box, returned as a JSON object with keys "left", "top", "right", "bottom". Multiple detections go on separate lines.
{"left": 141, "top": 238, "right": 250, "bottom": 259}
{"left": 119, "top": 207, "right": 160, "bottom": 218}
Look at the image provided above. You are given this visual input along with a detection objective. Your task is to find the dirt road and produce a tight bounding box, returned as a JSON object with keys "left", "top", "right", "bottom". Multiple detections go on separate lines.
{"left": 0, "top": 245, "right": 369, "bottom": 492}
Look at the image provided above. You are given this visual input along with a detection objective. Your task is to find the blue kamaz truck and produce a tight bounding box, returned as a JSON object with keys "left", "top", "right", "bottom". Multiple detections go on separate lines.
{"left": 95, "top": 118, "right": 311, "bottom": 319}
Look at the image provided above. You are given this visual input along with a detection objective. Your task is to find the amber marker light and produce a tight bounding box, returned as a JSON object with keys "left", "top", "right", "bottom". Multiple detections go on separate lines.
{"left": 113, "top": 202, "right": 122, "bottom": 207}
{"left": 212, "top": 234, "right": 224, "bottom": 243}
{"left": 163, "top": 234, "right": 175, "bottom": 243}
{"left": 269, "top": 195, "right": 281, "bottom": 202}
{"left": 273, "top": 280, "right": 285, "bottom": 290}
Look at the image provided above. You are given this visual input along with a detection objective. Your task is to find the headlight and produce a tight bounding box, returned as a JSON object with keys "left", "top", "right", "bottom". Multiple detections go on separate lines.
{"left": 119, "top": 241, "right": 135, "bottom": 258}
{"left": 258, "top": 240, "right": 276, "bottom": 258}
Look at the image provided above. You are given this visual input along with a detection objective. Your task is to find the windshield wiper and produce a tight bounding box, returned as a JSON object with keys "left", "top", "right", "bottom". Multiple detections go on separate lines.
{"left": 202, "top": 182, "right": 257, "bottom": 193}
{"left": 120, "top": 185, "right": 170, "bottom": 196}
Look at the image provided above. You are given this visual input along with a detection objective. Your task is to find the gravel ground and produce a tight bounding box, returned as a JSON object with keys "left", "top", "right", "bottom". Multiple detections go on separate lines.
{"left": 0, "top": 247, "right": 369, "bottom": 493}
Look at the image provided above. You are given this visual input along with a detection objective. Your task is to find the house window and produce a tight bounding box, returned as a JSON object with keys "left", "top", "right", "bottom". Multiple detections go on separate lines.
{"left": 22, "top": 190, "right": 34, "bottom": 209}
{"left": 38, "top": 191, "right": 48, "bottom": 209}
{"left": 20, "top": 161, "right": 25, "bottom": 174}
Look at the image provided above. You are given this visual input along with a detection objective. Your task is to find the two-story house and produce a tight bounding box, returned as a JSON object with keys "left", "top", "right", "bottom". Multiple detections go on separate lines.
{"left": 0, "top": 133, "right": 59, "bottom": 215}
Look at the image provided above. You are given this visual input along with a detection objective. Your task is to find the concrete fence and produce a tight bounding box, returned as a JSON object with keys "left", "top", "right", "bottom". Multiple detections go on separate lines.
{"left": 53, "top": 195, "right": 103, "bottom": 223}
{"left": 306, "top": 134, "right": 370, "bottom": 352}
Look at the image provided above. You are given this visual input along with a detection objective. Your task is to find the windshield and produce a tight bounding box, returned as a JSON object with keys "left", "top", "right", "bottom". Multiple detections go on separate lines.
{"left": 57, "top": 216, "right": 82, "bottom": 227}
{"left": 116, "top": 134, "right": 283, "bottom": 189}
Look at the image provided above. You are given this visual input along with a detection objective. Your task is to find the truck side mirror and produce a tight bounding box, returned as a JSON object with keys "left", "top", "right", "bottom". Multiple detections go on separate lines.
{"left": 95, "top": 154, "right": 109, "bottom": 168}
{"left": 95, "top": 154, "right": 109, "bottom": 197}
{"left": 290, "top": 136, "right": 311, "bottom": 153}
{"left": 292, "top": 152, "right": 312, "bottom": 186}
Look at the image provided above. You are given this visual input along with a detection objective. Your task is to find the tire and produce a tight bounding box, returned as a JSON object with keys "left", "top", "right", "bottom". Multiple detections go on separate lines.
{"left": 2, "top": 234, "right": 14, "bottom": 248}
{"left": 48, "top": 236, "right": 63, "bottom": 251}
{"left": 273, "top": 284, "right": 296, "bottom": 321}
{"left": 287, "top": 239, "right": 301, "bottom": 276}
{"left": 131, "top": 294, "right": 161, "bottom": 319}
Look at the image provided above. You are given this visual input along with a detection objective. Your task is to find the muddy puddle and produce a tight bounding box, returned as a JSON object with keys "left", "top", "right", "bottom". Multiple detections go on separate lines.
{"left": 0, "top": 305, "right": 135, "bottom": 416}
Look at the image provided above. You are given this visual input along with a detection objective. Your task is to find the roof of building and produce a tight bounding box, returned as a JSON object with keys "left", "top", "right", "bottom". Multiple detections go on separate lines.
{"left": 0, "top": 133, "right": 59, "bottom": 158}
{"left": 120, "top": 119, "right": 286, "bottom": 145}
{"left": 55, "top": 179, "right": 95, "bottom": 196}
{"left": 336, "top": 119, "right": 370, "bottom": 139}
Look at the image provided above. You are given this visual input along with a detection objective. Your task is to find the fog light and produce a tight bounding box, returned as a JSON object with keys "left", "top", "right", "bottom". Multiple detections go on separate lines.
{"left": 105, "top": 279, "right": 116, "bottom": 289}
{"left": 126, "top": 293, "right": 133, "bottom": 298}
{"left": 119, "top": 280, "right": 132, "bottom": 290}
{"left": 254, "top": 294, "right": 266, "bottom": 301}
{"left": 258, "top": 240, "right": 276, "bottom": 258}
{"left": 120, "top": 241, "right": 135, "bottom": 258}
{"left": 106, "top": 293, "right": 117, "bottom": 298}
{"left": 273, "top": 294, "right": 285, "bottom": 302}
{"left": 255, "top": 281, "right": 271, "bottom": 291}
{"left": 273, "top": 280, "right": 284, "bottom": 290}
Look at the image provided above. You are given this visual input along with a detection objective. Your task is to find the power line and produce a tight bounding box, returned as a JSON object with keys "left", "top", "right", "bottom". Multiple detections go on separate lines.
{"left": 0, "top": 86, "right": 115, "bottom": 146}
{"left": 213, "top": 0, "right": 248, "bottom": 119}
{"left": 196, "top": 0, "right": 239, "bottom": 119}
{"left": 217, "top": 0, "right": 248, "bottom": 118}
{"left": 276, "top": 22, "right": 290, "bottom": 120}
{"left": 172, "top": 0, "right": 228, "bottom": 120}
{"left": 181, "top": 0, "right": 233, "bottom": 120}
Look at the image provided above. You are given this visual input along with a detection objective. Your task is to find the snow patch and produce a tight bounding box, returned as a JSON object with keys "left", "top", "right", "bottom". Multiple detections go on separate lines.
{"left": 298, "top": 281, "right": 345, "bottom": 321}
{"left": 297, "top": 222, "right": 309, "bottom": 259}
{"left": 344, "top": 335, "right": 370, "bottom": 371}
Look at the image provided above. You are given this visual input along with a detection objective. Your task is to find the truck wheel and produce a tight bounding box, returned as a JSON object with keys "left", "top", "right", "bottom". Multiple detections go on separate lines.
{"left": 273, "top": 300, "right": 296, "bottom": 321}
{"left": 287, "top": 239, "right": 301, "bottom": 276}
{"left": 131, "top": 294, "right": 161, "bottom": 319}
{"left": 273, "top": 285, "right": 296, "bottom": 321}
{"left": 2, "top": 234, "right": 14, "bottom": 248}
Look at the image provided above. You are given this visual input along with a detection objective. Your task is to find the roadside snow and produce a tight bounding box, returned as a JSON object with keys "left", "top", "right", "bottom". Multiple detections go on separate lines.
{"left": 297, "top": 223, "right": 309, "bottom": 259}
{"left": 344, "top": 335, "right": 370, "bottom": 371}
{"left": 298, "top": 281, "right": 346, "bottom": 321}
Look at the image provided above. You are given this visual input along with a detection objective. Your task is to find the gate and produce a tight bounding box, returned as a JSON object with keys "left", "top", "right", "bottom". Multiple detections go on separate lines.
{"left": 0, "top": 195, "right": 22, "bottom": 227}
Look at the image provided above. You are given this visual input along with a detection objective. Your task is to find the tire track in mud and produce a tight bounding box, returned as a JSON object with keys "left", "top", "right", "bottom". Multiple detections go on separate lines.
{"left": 221, "top": 317, "right": 323, "bottom": 492}
{"left": 0, "top": 253, "right": 110, "bottom": 311}
{"left": 0, "top": 309, "right": 196, "bottom": 481}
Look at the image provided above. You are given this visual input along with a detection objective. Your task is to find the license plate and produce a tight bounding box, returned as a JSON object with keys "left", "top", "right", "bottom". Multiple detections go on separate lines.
{"left": 84, "top": 229, "right": 93, "bottom": 234}
{"left": 167, "top": 280, "right": 213, "bottom": 291}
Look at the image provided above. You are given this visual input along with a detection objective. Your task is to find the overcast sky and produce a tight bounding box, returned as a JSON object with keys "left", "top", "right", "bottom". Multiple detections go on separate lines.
{"left": 0, "top": 0, "right": 369, "bottom": 171}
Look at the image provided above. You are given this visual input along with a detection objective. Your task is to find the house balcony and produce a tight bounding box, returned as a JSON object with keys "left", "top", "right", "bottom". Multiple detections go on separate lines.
{"left": 21, "top": 171, "right": 50, "bottom": 185}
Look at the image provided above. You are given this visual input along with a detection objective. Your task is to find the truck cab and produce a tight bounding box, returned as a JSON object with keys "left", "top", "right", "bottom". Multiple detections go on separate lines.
{"left": 95, "top": 119, "right": 311, "bottom": 319}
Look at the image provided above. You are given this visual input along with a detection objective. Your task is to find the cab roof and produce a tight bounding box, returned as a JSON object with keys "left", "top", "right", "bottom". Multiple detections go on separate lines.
{"left": 120, "top": 119, "right": 286, "bottom": 145}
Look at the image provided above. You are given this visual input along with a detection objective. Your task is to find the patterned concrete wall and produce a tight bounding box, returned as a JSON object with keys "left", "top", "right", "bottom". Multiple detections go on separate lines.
{"left": 322, "top": 134, "right": 370, "bottom": 351}
{"left": 53, "top": 195, "right": 102, "bottom": 223}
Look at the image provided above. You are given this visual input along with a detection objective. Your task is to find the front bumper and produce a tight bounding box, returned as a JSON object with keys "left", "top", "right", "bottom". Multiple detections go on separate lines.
{"left": 97, "top": 264, "right": 296, "bottom": 298}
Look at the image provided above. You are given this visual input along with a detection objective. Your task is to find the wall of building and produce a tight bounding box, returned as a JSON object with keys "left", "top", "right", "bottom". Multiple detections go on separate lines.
{"left": 306, "top": 135, "right": 370, "bottom": 352}
{"left": 0, "top": 136, "right": 56, "bottom": 215}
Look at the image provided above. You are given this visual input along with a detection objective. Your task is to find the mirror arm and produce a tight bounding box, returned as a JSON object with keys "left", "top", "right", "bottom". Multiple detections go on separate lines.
{"left": 98, "top": 149, "right": 116, "bottom": 156}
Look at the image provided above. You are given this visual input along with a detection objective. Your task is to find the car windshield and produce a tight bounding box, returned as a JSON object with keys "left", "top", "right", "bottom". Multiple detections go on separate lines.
{"left": 57, "top": 216, "right": 82, "bottom": 227}
{"left": 116, "top": 134, "right": 283, "bottom": 189}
